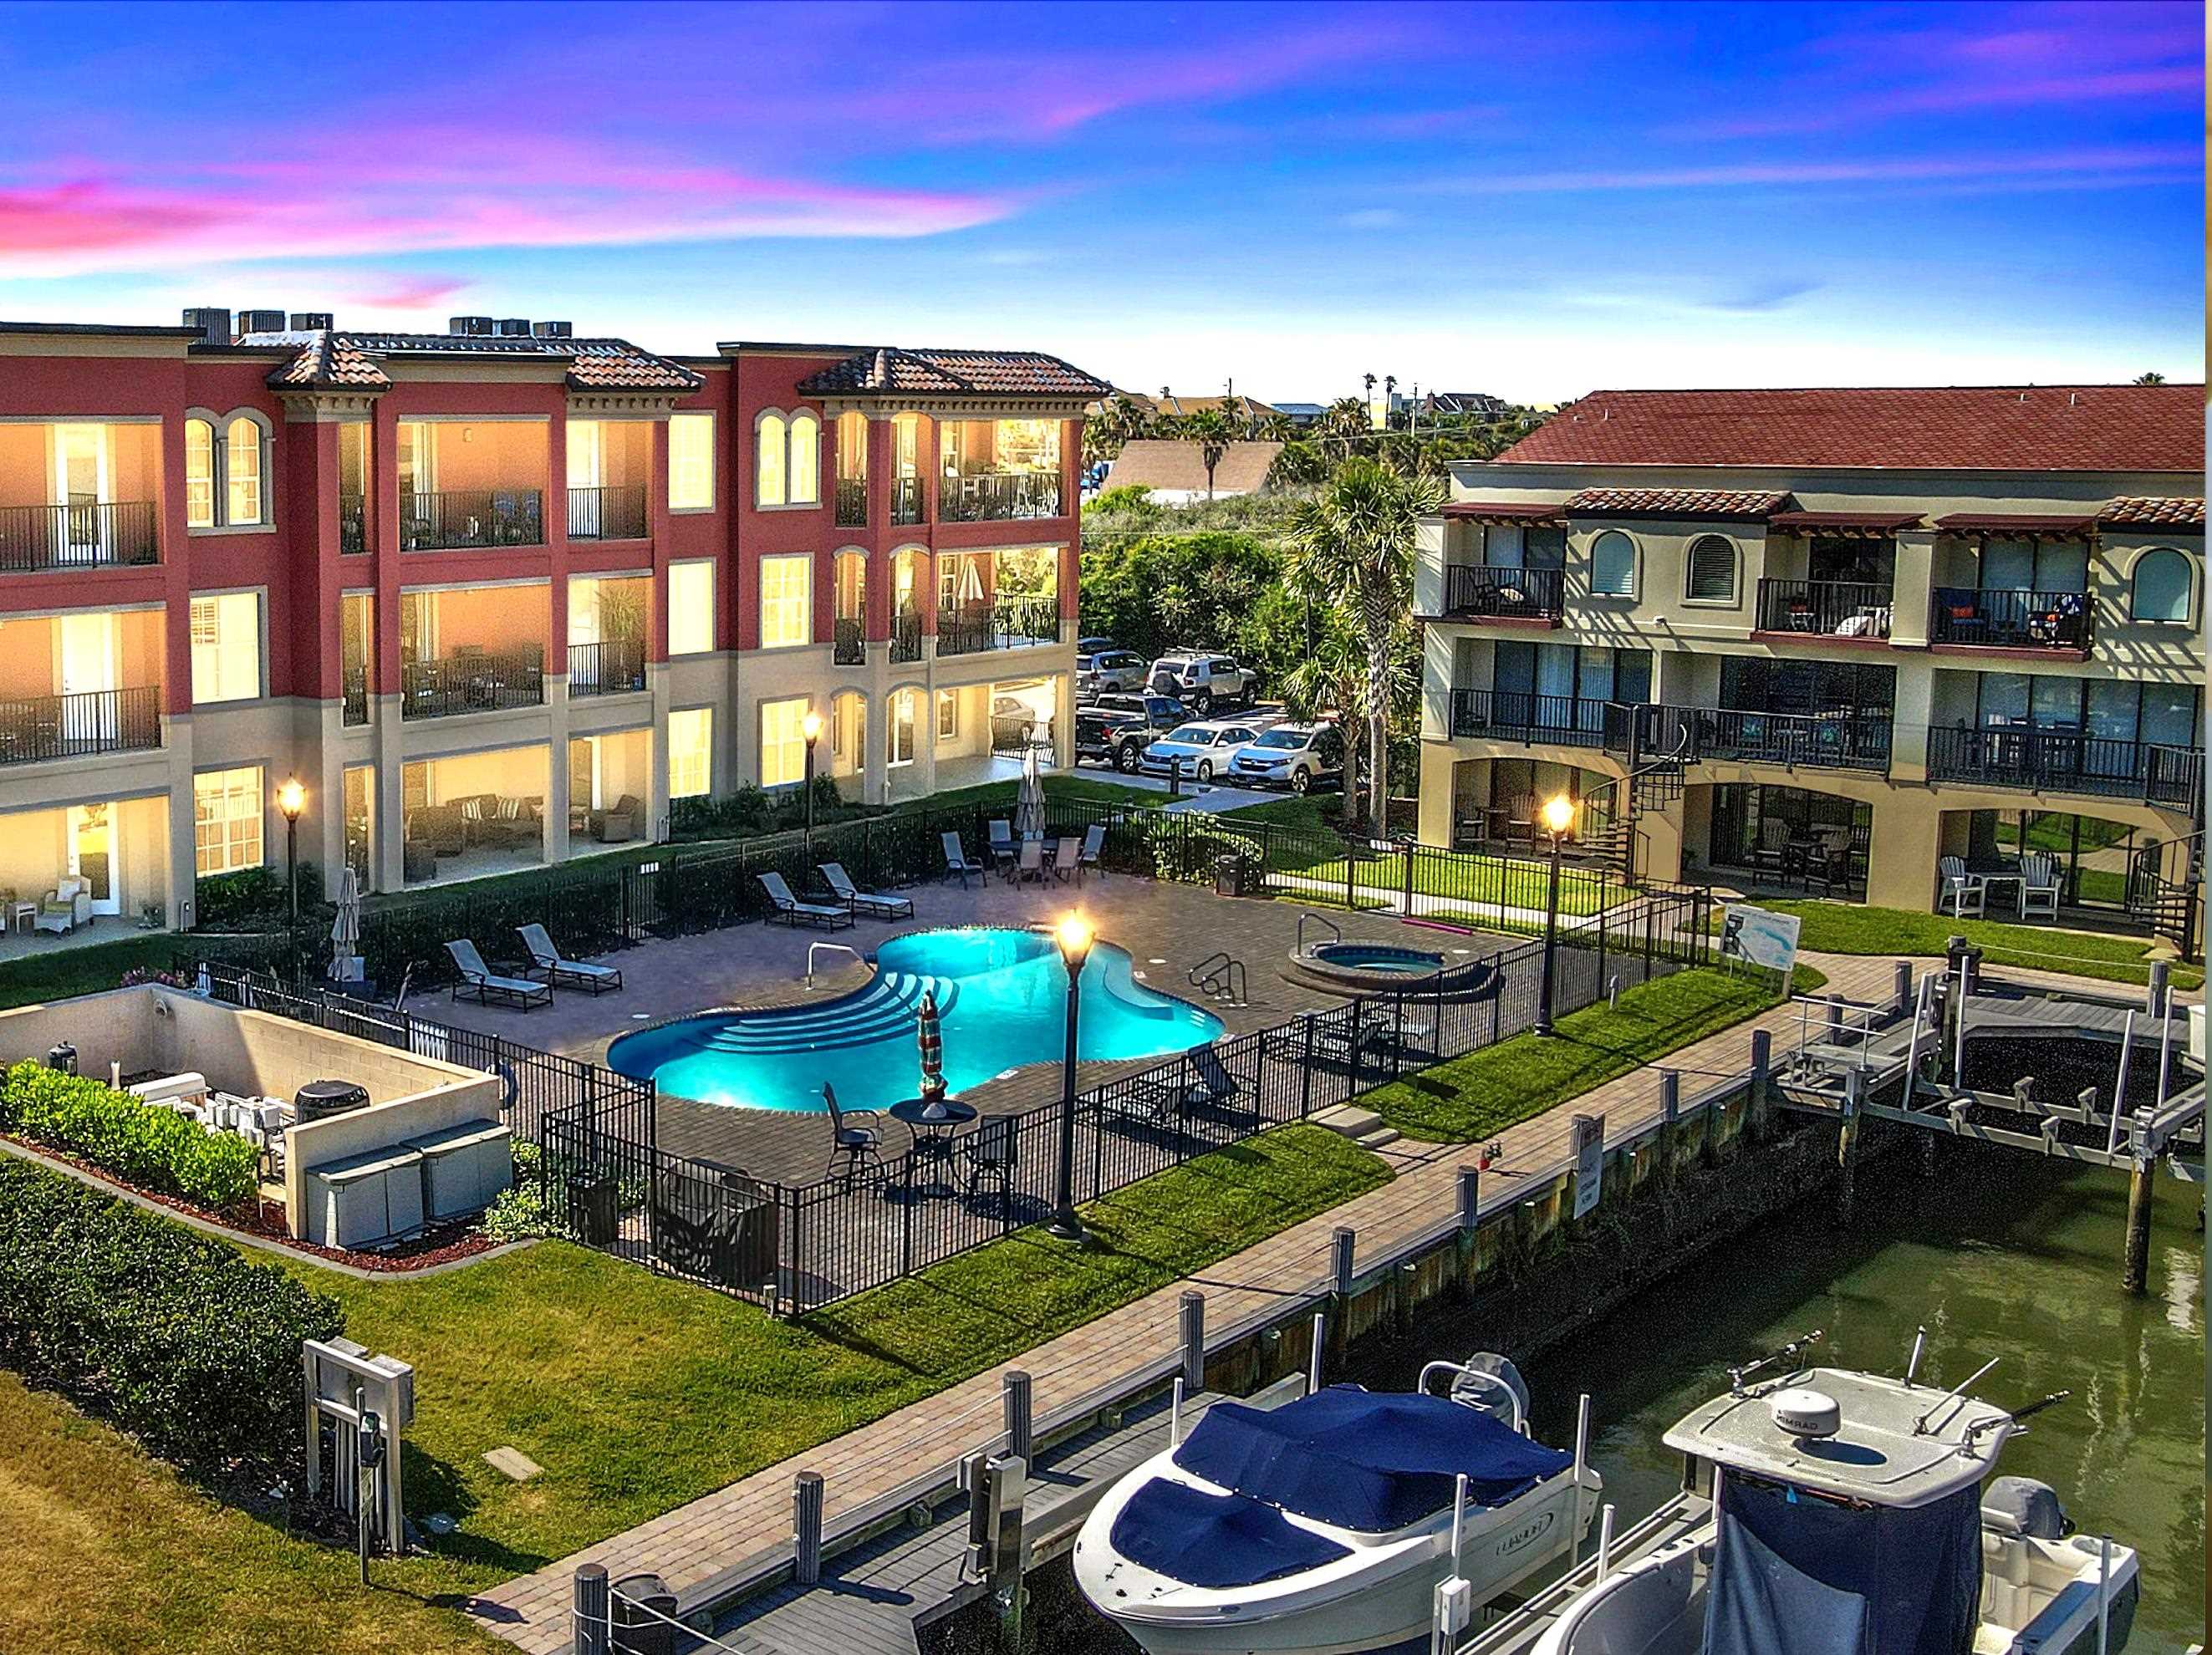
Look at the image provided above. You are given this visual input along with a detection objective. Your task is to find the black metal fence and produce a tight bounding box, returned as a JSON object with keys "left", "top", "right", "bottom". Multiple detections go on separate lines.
{"left": 568, "top": 638, "right": 646, "bottom": 698}
{"left": 938, "top": 471, "right": 1062, "bottom": 522}
{"left": 400, "top": 488, "right": 544, "bottom": 552}
{"left": 0, "top": 685, "right": 161, "bottom": 766}
{"left": 567, "top": 484, "right": 648, "bottom": 542}
{"left": 400, "top": 650, "right": 546, "bottom": 719}
{"left": 0, "top": 500, "right": 160, "bottom": 571}
{"left": 1929, "top": 586, "right": 2091, "bottom": 651}
{"left": 1443, "top": 563, "right": 1564, "bottom": 620}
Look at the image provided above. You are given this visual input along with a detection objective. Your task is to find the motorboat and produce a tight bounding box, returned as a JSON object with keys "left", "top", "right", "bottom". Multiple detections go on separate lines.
{"left": 1504, "top": 1338, "right": 2138, "bottom": 1655}
{"left": 1073, "top": 1355, "right": 1601, "bottom": 1655}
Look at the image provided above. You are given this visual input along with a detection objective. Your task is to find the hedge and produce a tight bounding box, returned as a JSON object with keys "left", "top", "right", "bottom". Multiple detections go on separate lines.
{"left": 0, "top": 1061, "right": 260, "bottom": 1212}
{"left": 0, "top": 1157, "right": 343, "bottom": 1465}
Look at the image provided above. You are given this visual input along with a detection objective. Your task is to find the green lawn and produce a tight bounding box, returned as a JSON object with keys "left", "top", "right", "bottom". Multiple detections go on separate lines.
{"left": 915, "top": 773, "right": 1170, "bottom": 816}
{"left": 1361, "top": 965, "right": 1815, "bottom": 1142}
{"left": 0, "top": 933, "right": 183, "bottom": 1012}
{"left": 1730, "top": 900, "right": 2199, "bottom": 990}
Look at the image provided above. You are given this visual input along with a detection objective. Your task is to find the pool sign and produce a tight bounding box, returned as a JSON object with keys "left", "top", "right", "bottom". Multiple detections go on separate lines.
{"left": 1571, "top": 1114, "right": 1604, "bottom": 1219}
{"left": 1720, "top": 904, "right": 1802, "bottom": 979}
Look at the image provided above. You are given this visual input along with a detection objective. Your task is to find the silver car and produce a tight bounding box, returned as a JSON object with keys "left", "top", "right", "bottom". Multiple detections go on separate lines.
{"left": 1076, "top": 648, "right": 1148, "bottom": 698}
{"left": 1139, "top": 720, "right": 1269, "bottom": 782}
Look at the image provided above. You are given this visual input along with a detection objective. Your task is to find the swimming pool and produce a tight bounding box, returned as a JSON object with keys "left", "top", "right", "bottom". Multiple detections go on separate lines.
{"left": 607, "top": 926, "right": 1226, "bottom": 1113}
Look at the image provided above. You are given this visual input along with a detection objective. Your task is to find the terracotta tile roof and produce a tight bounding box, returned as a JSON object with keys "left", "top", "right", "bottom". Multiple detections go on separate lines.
{"left": 2101, "top": 496, "right": 2204, "bottom": 528}
{"left": 796, "top": 346, "right": 1109, "bottom": 399}
{"left": 252, "top": 328, "right": 702, "bottom": 395}
{"left": 1498, "top": 385, "right": 2203, "bottom": 473}
{"left": 1565, "top": 486, "right": 1789, "bottom": 520}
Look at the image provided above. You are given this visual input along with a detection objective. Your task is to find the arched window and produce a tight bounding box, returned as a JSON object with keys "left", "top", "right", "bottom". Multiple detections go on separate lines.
{"left": 2130, "top": 547, "right": 2194, "bottom": 623}
{"left": 184, "top": 416, "right": 216, "bottom": 528}
{"left": 224, "top": 415, "right": 265, "bottom": 525}
{"left": 1684, "top": 534, "right": 1738, "bottom": 603}
{"left": 787, "top": 412, "right": 820, "bottom": 505}
{"left": 1589, "top": 529, "right": 1637, "bottom": 598}
{"left": 756, "top": 412, "right": 787, "bottom": 507}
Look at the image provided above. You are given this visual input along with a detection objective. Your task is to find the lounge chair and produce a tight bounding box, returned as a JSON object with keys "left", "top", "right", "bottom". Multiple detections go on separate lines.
{"left": 987, "top": 818, "right": 1018, "bottom": 871}
{"left": 943, "top": 831, "right": 986, "bottom": 887}
{"left": 818, "top": 862, "right": 915, "bottom": 919}
{"left": 758, "top": 871, "right": 854, "bottom": 930}
{"left": 444, "top": 939, "right": 552, "bottom": 1010}
{"left": 1106, "top": 1042, "right": 1245, "bottom": 1128}
{"left": 516, "top": 923, "right": 624, "bottom": 994}
{"left": 1078, "top": 822, "right": 1105, "bottom": 879}
{"left": 1016, "top": 838, "right": 1046, "bottom": 883}
{"left": 1050, "top": 835, "right": 1083, "bottom": 883}
{"left": 959, "top": 1113, "right": 1018, "bottom": 1202}
{"left": 823, "top": 1083, "right": 881, "bottom": 1187}
{"left": 1938, "top": 855, "right": 1985, "bottom": 918}
{"left": 1311, "top": 1010, "right": 1392, "bottom": 1068}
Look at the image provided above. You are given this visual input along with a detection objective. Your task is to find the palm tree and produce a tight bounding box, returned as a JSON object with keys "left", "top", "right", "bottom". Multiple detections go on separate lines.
{"left": 1284, "top": 458, "right": 1446, "bottom": 837}
{"left": 2134, "top": 371, "right": 2167, "bottom": 384}
{"left": 1251, "top": 410, "right": 1296, "bottom": 444}
{"left": 1318, "top": 397, "right": 1369, "bottom": 461}
{"left": 1179, "top": 409, "right": 1236, "bottom": 500}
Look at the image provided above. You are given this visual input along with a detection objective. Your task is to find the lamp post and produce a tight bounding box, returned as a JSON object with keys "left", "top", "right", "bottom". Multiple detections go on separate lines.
{"left": 1048, "top": 912, "right": 1094, "bottom": 1242}
{"left": 801, "top": 710, "right": 823, "bottom": 841}
{"left": 1534, "top": 792, "right": 1574, "bottom": 1036}
{"left": 276, "top": 777, "right": 306, "bottom": 929}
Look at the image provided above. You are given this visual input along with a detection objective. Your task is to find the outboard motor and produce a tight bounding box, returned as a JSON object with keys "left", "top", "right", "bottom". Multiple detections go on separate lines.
{"left": 1984, "top": 1475, "right": 2071, "bottom": 1540}
{"left": 1450, "top": 1352, "right": 1532, "bottom": 1431}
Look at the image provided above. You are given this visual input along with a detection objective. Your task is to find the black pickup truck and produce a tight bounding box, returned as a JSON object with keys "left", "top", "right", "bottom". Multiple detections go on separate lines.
{"left": 1075, "top": 692, "right": 1188, "bottom": 771}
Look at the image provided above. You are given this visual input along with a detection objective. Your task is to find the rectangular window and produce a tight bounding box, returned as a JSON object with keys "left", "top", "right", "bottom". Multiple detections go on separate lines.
{"left": 668, "top": 560, "right": 715, "bottom": 655}
{"left": 193, "top": 765, "right": 264, "bottom": 877}
{"left": 760, "top": 696, "right": 810, "bottom": 788}
{"left": 566, "top": 419, "right": 605, "bottom": 489}
{"left": 759, "top": 553, "right": 812, "bottom": 649}
{"left": 936, "top": 689, "right": 958, "bottom": 741}
{"left": 670, "top": 412, "right": 715, "bottom": 511}
{"left": 188, "top": 591, "right": 261, "bottom": 704}
{"left": 668, "top": 707, "right": 712, "bottom": 798}
{"left": 889, "top": 690, "right": 917, "bottom": 765}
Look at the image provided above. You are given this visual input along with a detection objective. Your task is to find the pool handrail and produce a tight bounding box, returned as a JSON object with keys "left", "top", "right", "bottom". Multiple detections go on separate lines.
{"left": 807, "top": 942, "right": 866, "bottom": 988}
{"left": 1296, "top": 911, "right": 1343, "bottom": 955}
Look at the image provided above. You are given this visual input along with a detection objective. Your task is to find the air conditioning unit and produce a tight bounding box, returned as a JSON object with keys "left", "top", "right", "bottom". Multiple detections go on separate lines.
{"left": 493, "top": 317, "right": 533, "bottom": 337}
{"left": 289, "top": 311, "right": 334, "bottom": 331}
{"left": 448, "top": 315, "right": 494, "bottom": 336}
{"left": 532, "top": 320, "right": 574, "bottom": 339}
{"left": 237, "top": 308, "right": 287, "bottom": 334}
{"left": 181, "top": 307, "right": 232, "bottom": 344}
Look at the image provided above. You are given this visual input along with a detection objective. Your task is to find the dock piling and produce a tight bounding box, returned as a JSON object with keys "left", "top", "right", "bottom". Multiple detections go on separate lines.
{"left": 2146, "top": 961, "right": 2169, "bottom": 1017}
{"left": 1002, "top": 1370, "right": 1032, "bottom": 1468}
{"left": 793, "top": 1470, "right": 825, "bottom": 1585}
{"left": 573, "top": 1562, "right": 609, "bottom": 1655}
{"left": 1836, "top": 1067, "right": 1863, "bottom": 1228}
{"left": 2123, "top": 1138, "right": 2154, "bottom": 1296}
{"left": 1457, "top": 1165, "right": 1480, "bottom": 1235}
{"left": 1178, "top": 1292, "right": 1205, "bottom": 1393}
{"left": 1893, "top": 960, "right": 1913, "bottom": 1016}
{"left": 1332, "top": 1225, "right": 1355, "bottom": 1298}
{"left": 1750, "top": 1030, "right": 1771, "bottom": 1117}
{"left": 983, "top": 1453, "right": 1027, "bottom": 1652}
{"left": 1659, "top": 1069, "right": 1679, "bottom": 1125}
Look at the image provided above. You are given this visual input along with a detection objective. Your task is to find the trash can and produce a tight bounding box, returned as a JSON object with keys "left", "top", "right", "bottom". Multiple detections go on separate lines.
{"left": 568, "top": 1172, "right": 618, "bottom": 1248}
{"left": 609, "top": 1571, "right": 677, "bottom": 1655}
{"left": 1944, "top": 934, "right": 1983, "bottom": 996}
{"left": 1216, "top": 853, "right": 1248, "bottom": 898}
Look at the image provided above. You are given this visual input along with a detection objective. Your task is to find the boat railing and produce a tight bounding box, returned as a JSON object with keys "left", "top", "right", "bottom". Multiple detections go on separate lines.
{"left": 1790, "top": 992, "right": 1885, "bottom": 1072}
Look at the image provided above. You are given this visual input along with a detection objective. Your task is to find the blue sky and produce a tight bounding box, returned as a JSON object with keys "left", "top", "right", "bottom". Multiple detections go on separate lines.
{"left": 0, "top": 0, "right": 2199, "bottom": 401}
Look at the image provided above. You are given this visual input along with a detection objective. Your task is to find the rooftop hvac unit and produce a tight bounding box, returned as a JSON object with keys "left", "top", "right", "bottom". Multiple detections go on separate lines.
{"left": 493, "top": 317, "right": 533, "bottom": 337}
{"left": 448, "top": 314, "right": 494, "bottom": 336}
{"left": 237, "top": 308, "right": 287, "bottom": 334}
{"left": 532, "top": 319, "right": 574, "bottom": 339}
{"left": 181, "top": 306, "right": 232, "bottom": 344}
{"left": 295, "top": 1078, "right": 371, "bottom": 1123}
{"left": 289, "top": 311, "right": 334, "bottom": 331}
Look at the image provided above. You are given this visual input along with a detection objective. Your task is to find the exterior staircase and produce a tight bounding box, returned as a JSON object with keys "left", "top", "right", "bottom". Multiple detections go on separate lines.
{"left": 1310, "top": 1102, "right": 1401, "bottom": 1152}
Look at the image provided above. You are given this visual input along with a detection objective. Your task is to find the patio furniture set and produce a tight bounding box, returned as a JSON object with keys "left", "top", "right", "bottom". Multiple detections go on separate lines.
{"left": 757, "top": 865, "right": 916, "bottom": 930}
{"left": 1940, "top": 853, "right": 2064, "bottom": 920}
{"left": 0, "top": 878, "right": 93, "bottom": 936}
{"left": 940, "top": 822, "right": 1105, "bottom": 888}
{"left": 443, "top": 925, "right": 624, "bottom": 1011}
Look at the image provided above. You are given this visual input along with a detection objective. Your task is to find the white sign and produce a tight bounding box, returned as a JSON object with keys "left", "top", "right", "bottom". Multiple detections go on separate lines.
{"left": 1571, "top": 1113, "right": 1604, "bottom": 1219}
{"left": 1720, "top": 904, "right": 1802, "bottom": 980}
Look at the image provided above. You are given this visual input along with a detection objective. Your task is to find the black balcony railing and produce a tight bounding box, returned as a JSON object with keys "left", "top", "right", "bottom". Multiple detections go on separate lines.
{"left": 400, "top": 649, "right": 545, "bottom": 720}
{"left": 891, "top": 476, "right": 924, "bottom": 526}
{"left": 0, "top": 685, "right": 160, "bottom": 766}
{"left": 937, "top": 471, "right": 1062, "bottom": 522}
{"left": 0, "top": 501, "right": 159, "bottom": 572}
{"left": 566, "top": 484, "right": 647, "bottom": 542}
{"left": 1443, "top": 563, "right": 1565, "bottom": 620}
{"left": 1755, "top": 578, "right": 1893, "bottom": 639}
{"left": 834, "top": 477, "right": 868, "bottom": 528}
{"left": 341, "top": 665, "right": 368, "bottom": 727}
{"left": 1928, "top": 726, "right": 2206, "bottom": 803}
{"left": 568, "top": 638, "right": 645, "bottom": 698}
{"left": 1930, "top": 587, "right": 2091, "bottom": 652}
{"left": 1634, "top": 704, "right": 1892, "bottom": 771}
{"left": 833, "top": 618, "right": 865, "bottom": 665}
{"left": 936, "top": 607, "right": 991, "bottom": 657}
{"left": 1447, "top": 689, "right": 1609, "bottom": 747}
{"left": 890, "top": 611, "right": 922, "bottom": 664}
{"left": 935, "top": 596, "right": 1061, "bottom": 657}
{"left": 339, "top": 494, "right": 366, "bottom": 555}
{"left": 400, "top": 489, "right": 544, "bottom": 552}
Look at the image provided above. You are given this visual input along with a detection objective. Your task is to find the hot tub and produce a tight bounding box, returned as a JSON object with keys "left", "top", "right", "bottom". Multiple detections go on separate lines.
{"left": 1283, "top": 939, "right": 1500, "bottom": 999}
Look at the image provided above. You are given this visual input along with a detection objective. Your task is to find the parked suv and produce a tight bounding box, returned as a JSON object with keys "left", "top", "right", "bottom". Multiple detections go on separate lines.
{"left": 1231, "top": 722, "right": 1346, "bottom": 793}
{"left": 1078, "top": 691, "right": 1186, "bottom": 771}
{"left": 1146, "top": 652, "right": 1257, "bottom": 715}
{"left": 1139, "top": 719, "right": 1271, "bottom": 782}
{"left": 1075, "top": 648, "right": 1148, "bottom": 700}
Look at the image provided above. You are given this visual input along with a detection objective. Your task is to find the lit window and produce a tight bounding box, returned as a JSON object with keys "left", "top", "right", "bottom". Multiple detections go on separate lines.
{"left": 225, "top": 415, "right": 264, "bottom": 525}
{"left": 936, "top": 689, "right": 958, "bottom": 741}
{"left": 1684, "top": 535, "right": 1737, "bottom": 603}
{"left": 787, "top": 413, "right": 820, "bottom": 505}
{"left": 759, "top": 553, "right": 812, "bottom": 649}
{"left": 193, "top": 766, "right": 264, "bottom": 876}
{"left": 670, "top": 412, "right": 715, "bottom": 511}
{"left": 566, "top": 419, "right": 604, "bottom": 489}
{"left": 184, "top": 418, "right": 216, "bottom": 528}
{"left": 756, "top": 413, "right": 787, "bottom": 507}
{"left": 2131, "top": 548, "right": 2194, "bottom": 623}
{"left": 760, "top": 696, "right": 811, "bottom": 788}
{"left": 189, "top": 591, "right": 261, "bottom": 704}
{"left": 1589, "top": 530, "right": 1636, "bottom": 598}
{"left": 669, "top": 560, "right": 715, "bottom": 655}
{"left": 889, "top": 689, "right": 917, "bottom": 765}
{"left": 668, "top": 707, "right": 713, "bottom": 798}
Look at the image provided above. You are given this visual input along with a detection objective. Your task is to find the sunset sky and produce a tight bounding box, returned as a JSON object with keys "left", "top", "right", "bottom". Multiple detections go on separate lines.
{"left": 0, "top": 0, "right": 2199, "bottom": 401}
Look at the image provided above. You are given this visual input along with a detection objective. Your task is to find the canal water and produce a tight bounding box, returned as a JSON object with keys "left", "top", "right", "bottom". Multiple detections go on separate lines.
{"left": 1041, "top": 1139, "right": 2205, "bottom": 1652}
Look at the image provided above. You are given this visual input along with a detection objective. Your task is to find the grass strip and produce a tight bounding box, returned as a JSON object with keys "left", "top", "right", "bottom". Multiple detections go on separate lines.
{"left": 1723, "top": 900, "right": 2200, "bottom": 991}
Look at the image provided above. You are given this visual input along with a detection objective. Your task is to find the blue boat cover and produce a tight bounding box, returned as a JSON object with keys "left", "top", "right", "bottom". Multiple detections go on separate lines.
{"left": 1705, "top": 1473, "right": 1983, "bottom": 1655}
{"left": 1109, "top": 1478, "right": 1353, "bottom": 1587}
{"left": 1171, "top": 1385, "right": 1572, "bottom": 1532}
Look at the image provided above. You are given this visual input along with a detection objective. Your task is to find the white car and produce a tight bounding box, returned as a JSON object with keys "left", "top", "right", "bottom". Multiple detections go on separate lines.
{"left": 1139, "top": 720, "right": 1269, "bottom": 782}
{"left": 1146, "top": 652, "right": 1257, "bottom": 715}
{"left": 1230, "top": 722, "right": 1346, "bottom": 793}
{"left": 1076, "top": 648, "right": 1148, "bottom": 698}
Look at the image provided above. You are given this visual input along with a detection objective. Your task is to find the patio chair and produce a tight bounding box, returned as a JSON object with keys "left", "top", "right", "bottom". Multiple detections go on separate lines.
{"left": 444, "top": 938, "right": 553, "bottom": 1010}
{"left": 1747, "top": 817, "right": 1792, "bottom": 879}
{"left": 1078, "top": 822, "right": 1106, "bottom": 879}
{"left": 1312, "top": 1010, "right": 1394, "bottom": 1069}
{"left": 818, "top": 862, "right": 915, "bottom": 919}
{"left": 2019, "top": 853, "right": 2062, "bottom": 920}
{"left": 1938, "top": 855, "right": 1986, "bottom": 919}
{"left": 987, "top": 818, "right": 1018, "bottom": 871}
{"left": 758, "top": 871, "right": 854, "bottom": 930}
{"left": 960, "top": 1113, "right": 1018, "bottom": 1204}
{"left": 516, "top": 923, "right": 624, "bottom": 994}
{"left": 1050, "top": 835, "right": 1083, "bottom": 884}
{"left": 942, "top": 831, "right": 986, "bottom": 887}
{"left": 823, "top": 1083, "right": 881, "bottom": 1188}
{"left": 1015, "top": 838, "right": 1046, "bottom": 883}
{"left": 34, "top": 878, "right": 90, "bottom": 935}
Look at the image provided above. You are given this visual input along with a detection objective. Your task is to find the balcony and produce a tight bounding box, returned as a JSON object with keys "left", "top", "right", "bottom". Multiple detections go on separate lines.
{"left": 891, "top": 612, "right": 922, "bottom": 665}
{"left": 891, "top": 477, "right": 924, "bottom": 526}
{"left": 0, "top": 686, "right": 161, "bottom": 767}
{"left": 566, "top": 485, "right": 647, "bottom": 542}
{"left": 833, "top": 619, "right": 864, "bottom": 666}
{"left": 1927, "top": 726, "right": 2205, "bottom": 806}
{"left": 568, "top": 638, "right": 645, "bottom": 698}
{"left": 341, "top": 665, "right": 368, "bottom": 727}
{"left": 834, "top": 478, "right": 868, "bottom": 528}
{"left": 1644, "top": 705, "right": 1892, "bottom": 771}
{"left": 937, "top": 471, "right": 1061, "bottom": 523}
{"left": 400, "top": 489, "right": 544, "bottom": 553}
{"left": 1929, "top": 588, "right": 2090, "bottom": 653}
{"left": 400, "top": 650, "right": 545, "bottom": 721}
{"left": 936, "top": 596, "right": 1061, "bottom": 658}
{"left": 0, "top": 502, "right": 159, "bottom": 573}
{"left": 339, "top": 494, "right": 366, "bottom": 556}
{"left": 1442, "top": 564, "right": 1564, "bottom": 622}
{"left": 1754, "top": 578, "right": 1893, "bottom": 640}
{"left": 1447, "top": 689, "right": 1608, "bottom": 747}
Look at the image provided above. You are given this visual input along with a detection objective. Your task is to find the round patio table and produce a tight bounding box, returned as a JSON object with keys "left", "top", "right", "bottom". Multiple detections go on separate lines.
{"left": 888, "top": 1097, "right": 979, "bottom": 1195}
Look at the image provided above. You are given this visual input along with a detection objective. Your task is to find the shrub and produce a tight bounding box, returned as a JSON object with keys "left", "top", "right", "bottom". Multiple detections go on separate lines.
{"left": 1139, "top": 813, "right": 1267, "bottom": 885}
{"left": 195, "top": 862, "right": 325, "bottom": 931}
{"left": 0, "top": 1061, "right": 260, "bottom": 1211}
{"left": 478, "top": 1143, "right": 572, "bottom": 1242}
{"left": 0, "top": 1157, "right": 343, "bottom": 1466}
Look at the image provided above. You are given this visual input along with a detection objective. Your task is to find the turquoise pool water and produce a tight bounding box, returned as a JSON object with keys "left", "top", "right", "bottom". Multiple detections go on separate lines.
{"left": 607, "top": 926, "right": 1226, "bottom": 1113}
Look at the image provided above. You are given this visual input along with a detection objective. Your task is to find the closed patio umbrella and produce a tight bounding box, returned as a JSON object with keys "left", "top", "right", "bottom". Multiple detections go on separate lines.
{"left": 917, "top": 989, "right": 946, "bottom": 1106}
{"left": 328, "top": 866, "right": 362, "bottom": 981}
{"left": 1014, "top": 742, "right": 1047, "bottom": 843}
